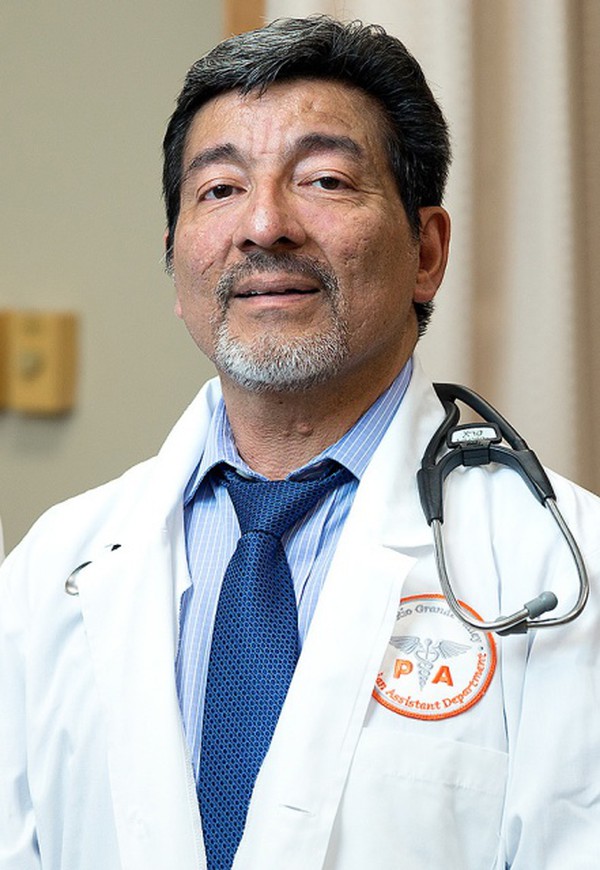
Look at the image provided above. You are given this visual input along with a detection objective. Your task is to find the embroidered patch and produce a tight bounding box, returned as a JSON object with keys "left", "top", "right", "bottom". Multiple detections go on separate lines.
{"left": 373, "top": 594, "right": 497, "bottom": 720}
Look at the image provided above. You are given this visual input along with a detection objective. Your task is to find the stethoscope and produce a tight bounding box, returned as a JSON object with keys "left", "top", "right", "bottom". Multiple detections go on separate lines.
{"left": 417, "top": 383, "right": 590, "bottom": 636}
{"left": 64, "top": 382, "right": 589, "bottom": 637}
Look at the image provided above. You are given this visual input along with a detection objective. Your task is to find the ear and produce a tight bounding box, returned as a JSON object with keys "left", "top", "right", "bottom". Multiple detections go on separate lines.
{"left": 164, "top": 229, "right": 174, "bottom": 272}
{"left": 164, "top": 228, "right": 184, "bottom": 318}
{"left": 414, "top": 207, "right": 451, "bottom": 303}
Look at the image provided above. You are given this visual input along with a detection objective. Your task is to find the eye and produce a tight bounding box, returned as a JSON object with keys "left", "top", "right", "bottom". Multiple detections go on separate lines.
{"left": 203, "top": 183, "right": 238, "bottom": 201}
{"left": 311, "top": 176, "right": 347, "bottom": 191}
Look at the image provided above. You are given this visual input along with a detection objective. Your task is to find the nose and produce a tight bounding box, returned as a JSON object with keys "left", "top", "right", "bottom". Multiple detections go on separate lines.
{"left": 232, "top": 185, "right": 307, "bottom": 252}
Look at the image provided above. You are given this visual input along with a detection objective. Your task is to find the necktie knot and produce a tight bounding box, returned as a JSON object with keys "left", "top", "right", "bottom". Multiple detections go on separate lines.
{"left": 220, "top": 463, "right": 351, "bottom": 540}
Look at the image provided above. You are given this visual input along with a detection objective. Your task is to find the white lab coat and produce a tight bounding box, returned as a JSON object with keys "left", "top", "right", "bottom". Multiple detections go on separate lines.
{"left": 2, "top": 361, "right": 600, "bottom": 869}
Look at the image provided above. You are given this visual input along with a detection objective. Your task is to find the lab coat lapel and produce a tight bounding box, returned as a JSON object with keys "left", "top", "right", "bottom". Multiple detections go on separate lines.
{"left": 236, "top": 362, "right": 444, "bottom": 869}
{"left": 74, "top": 381, "right": 223, "bottom": 869}
{"left": 77, "top": 527, "right": 203, "bottom": 869}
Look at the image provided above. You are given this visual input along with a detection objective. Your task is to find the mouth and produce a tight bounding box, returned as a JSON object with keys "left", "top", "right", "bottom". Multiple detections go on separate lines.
{"left": 232, "top": 276, "right": 321, "bottom": 301}
{"left": 235, "top": 286, "right": 320, "bottom": 299}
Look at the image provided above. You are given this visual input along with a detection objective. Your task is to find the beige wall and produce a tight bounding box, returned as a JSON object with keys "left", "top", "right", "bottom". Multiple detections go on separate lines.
{"left": 225, "top": 0, "right": 265, "bottom": 34}
{"left": 0, "top": 2, "right": 223, "bottom": 551}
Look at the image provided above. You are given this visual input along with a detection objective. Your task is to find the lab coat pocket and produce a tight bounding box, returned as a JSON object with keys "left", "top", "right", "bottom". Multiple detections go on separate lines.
{"left": 324, "top": 729, "right": 507, "bottom": 870}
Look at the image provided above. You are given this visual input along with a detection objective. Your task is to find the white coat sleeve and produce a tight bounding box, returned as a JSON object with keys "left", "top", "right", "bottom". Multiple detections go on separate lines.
{"left": 0, "top": 553, "right": 41, "bottom": 869}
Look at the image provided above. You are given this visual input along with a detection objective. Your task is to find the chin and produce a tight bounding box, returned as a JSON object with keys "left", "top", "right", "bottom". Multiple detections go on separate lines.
{"left": 213, "top": 329, "right": 349, "bottom": 394}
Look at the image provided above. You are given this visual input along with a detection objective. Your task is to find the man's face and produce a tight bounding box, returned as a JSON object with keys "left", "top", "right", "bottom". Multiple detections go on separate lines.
{"left": 172, "top": 78, "right": 437, "bottom": 394}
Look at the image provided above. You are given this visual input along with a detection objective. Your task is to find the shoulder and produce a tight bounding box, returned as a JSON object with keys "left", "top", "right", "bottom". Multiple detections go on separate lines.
{"left": 1, "top": 375, "right": 224, "bottom": 585}
{"left": 30, "top": 457, "right": 156, "bottom": 536}
{"left": 546, "top": 469, "right": 600, "bottom": 555}
{"left": 0, "top": 457, "right": 157, "bottom": 583}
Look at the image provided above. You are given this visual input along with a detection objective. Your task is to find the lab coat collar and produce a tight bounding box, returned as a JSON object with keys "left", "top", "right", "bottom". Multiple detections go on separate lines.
{"left": 362, "top": 356, "right": 445, "bottom": 551}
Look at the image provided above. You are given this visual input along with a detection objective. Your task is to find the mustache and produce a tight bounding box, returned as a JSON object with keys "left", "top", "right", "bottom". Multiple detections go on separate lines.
{"left": 214, "top": 252, "right": 339, "bottom": 308}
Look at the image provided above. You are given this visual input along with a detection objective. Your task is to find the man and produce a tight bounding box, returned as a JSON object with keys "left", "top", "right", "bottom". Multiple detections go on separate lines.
{"left": 1, "top": 16, "right": 600, "bottom": 870}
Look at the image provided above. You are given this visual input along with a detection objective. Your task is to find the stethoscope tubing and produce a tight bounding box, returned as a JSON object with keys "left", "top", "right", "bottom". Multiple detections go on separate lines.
{"left": 431, "top": 496, "right": 589, "bottom": 635}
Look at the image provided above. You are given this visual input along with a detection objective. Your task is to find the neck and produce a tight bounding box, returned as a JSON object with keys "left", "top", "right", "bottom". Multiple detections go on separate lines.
{"left": 220, "top": 359, "right": 411, "bottom": 479}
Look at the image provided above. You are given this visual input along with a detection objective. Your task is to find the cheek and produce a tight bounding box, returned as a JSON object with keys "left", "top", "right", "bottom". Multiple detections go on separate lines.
{"left": 337, "top": 231, "right": 419, "bottom": 330}
{"left": 361, "top": 225, "right": 419, "bottom": 300}
{"left": 331, "top": 218, "right": 377, "bottom": 277}
{"left": 173, "top": 218, "right": 226, "bottom": 287}
{"left": 172, "top": 233, "right": 220, "bottom": 334}
{"left": 333, "top": 225, "right": 395, "bottom": 297}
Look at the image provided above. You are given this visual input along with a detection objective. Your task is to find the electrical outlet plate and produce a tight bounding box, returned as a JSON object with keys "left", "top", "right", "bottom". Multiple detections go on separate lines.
{"left": 6, "top": 311, "right": 79, "bottom": 415}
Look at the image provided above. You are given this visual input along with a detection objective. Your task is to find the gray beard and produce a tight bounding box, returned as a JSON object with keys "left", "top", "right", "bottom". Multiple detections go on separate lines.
{"left": 210, "top": 253, "right": 350, "bottom": 393}
{"left": 213, "top": 322, "right": 349, "bottom": 392}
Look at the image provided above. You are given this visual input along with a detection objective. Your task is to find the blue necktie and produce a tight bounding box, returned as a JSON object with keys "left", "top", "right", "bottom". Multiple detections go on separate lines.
{"left": 199, "top": 462, "right": 350, "bottom": 869}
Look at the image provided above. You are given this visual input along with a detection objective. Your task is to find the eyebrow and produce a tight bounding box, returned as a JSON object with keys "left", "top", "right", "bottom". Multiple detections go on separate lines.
{"left": 293, "top": 133, "right": 364, "bottom": 161}
{"left": 181, "top": 143, "right": 243, "bottom": 187}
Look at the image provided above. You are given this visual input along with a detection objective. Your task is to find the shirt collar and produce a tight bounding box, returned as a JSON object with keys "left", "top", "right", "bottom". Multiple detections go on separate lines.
{"left": 184, "top": 357, "right": 413, "bottom": 504}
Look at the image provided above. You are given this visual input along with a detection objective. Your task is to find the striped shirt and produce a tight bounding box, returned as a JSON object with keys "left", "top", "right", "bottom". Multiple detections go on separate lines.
{"left": 176, "top": 358, "right": 412, "bottom": 781}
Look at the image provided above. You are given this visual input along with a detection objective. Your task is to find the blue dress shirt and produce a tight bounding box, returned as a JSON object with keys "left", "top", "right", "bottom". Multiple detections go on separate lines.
{"left": 176, "top": 359, "right": 413, "bottom": 782}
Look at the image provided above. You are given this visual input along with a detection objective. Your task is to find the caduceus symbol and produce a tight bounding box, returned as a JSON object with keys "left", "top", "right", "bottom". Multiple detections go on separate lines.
{"left": 389, "top": 635, "right": 470, "bottom": 689}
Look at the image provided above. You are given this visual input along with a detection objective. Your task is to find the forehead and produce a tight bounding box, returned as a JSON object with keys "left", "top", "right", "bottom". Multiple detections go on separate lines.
{"left": 182, "top": 78, "right": 393, "bottom": 168}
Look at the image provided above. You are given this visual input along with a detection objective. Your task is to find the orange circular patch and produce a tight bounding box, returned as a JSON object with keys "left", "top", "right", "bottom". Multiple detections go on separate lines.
{"left": 373, "top": 594, "right": 497, "bottom": 720}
